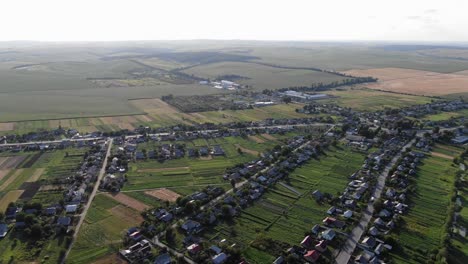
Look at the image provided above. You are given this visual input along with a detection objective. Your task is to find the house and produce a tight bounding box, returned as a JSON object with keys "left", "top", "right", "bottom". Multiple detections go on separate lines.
{"left": 311, "top": 224, "right": 320, "bottom": 235}
{"left": 368, "top": 226, "right": 379, "bottom": 236}
{"left": 154, "top": 253, "right": 171, "bottom": 264}
{"left": 210, "top": 245, "right": 222, "bottom": 255}
{"left": 300, "top": 235, "right": 313, "bottom": 248}
{"left": 0, "top": 224, "right": 8, "bottom": 238}
{"left": 327, "top": 206, "right": 337, "bottom": 215}
{"left": 304, "top": 250, "right": 321, "bottom": 263}
{"left": 315, "top": 240, "right": 327, "bottom": 252}
{"left": 321, "top": 229, "right": 336, "bottom": 241}
{"left": 57, "top": 216, "right": 71, "bottom": 226}
{"left": 181, "top": 220, "right": 201, "bottom": 234}
{"left": 343, "top": 210, "right": 353, "bottom": 218}
{"left": 212, "top": 145, "right": 225, "bottom": 156}
{"left": 65, "top": 204, "right": 78, "bottom": 213}
{"left": 361, "top": 236, "right": 376, "bottom": 249}
{"left": 187, "top": 243, "right": 202, "bottom": 255}
{"left": 212, "top": 252, "right": 228, "bottom": 264}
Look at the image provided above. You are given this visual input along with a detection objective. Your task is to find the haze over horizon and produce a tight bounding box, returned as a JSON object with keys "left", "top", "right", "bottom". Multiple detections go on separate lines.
{"left": 2, "top": 0, "right": 468, "bottom": 42}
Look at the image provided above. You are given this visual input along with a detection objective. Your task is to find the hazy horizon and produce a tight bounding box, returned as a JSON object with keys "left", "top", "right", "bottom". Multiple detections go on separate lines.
{"left": 2, "top": 0, "right": 468, "bottom": 42}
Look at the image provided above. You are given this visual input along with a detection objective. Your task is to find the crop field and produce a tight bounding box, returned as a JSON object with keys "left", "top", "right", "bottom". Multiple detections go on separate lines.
{"left": 390, "top": 145, "right": 462, "bottom": 264}
{"left": 69, "top": 194, "right": 141, "bottom": 264}
{"left": 344, "top": 68, "right": 468, "bottom": 96}
{"left": 183, "top": 61, "right": 348, "bottom": 90}
{"left": 0, "top": 100, "right": 313, "bottom": 135}
{"left": 246, "top": 45, "right": 468, "bottom": 73}
{"left": 322, "top": 88, "right": 433, "bottom": 111}
{"left": 203, "top": 145, "right": 366, "bottom": 263}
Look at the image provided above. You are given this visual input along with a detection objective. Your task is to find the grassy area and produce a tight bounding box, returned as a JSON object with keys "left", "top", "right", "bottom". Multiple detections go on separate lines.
{"left": 183, "top": 61, "right": 348, "bottom": 90}
{"left": 202, "top": 145, "right": 366, "bottom": 262}
{"left": 390, "top": 145, "right": 462, "bottom": 264}
{"left": 421, "top": 109, "right": 468, "bottom": 121}
{"left": 322, "top": 88, "right": 434, "bottom": 111}
{"left": 68, "top": 194, "right": 140, "bottom": 264}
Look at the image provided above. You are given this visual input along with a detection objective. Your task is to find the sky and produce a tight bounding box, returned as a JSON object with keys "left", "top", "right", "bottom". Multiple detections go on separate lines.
{"left": 1, "top": 0, "right": 468, "bottom": 42}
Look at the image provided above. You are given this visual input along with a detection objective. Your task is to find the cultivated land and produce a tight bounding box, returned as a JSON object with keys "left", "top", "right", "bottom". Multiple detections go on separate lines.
{"left": 182, "top": 61, "right": 348, "bottom": 90}
{"left": 1, "top": 42, "right": 468, "bottom": 264}
{"left": 200, "top": 144, "right": 366, "bottom": 263}
{"left": 390, "top": 145, "right": 462, "bottom": 264}
{"left": 0, "top": 148, "right": 89, "bottom": 263}
{"left": 68, "top": 194, "right": 143, "bottom": 264}
{"left": 322, "top": 88, "right": 433, "bottom": 111}
{"left": 344, "top": 67, "right": 468, "bottom": 96}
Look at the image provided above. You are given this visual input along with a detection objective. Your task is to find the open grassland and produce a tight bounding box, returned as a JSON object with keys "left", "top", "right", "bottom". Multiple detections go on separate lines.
{"left": 69, "top": 194, "right": 141, "bottom": 264}
{"left": 323, "top": 88, "right": 433, "bottom": 111}
{"left": 183, "top": 61, "right": 348, "bottom": 90}
{"left": 344, "top": 68, "right": 468, "bottom": 96}
{"left": 202, "top": 145, "right": 366, "bottom": 263}
{"left": 390, "top": 145, "right": 462, "bottom": 264}
{"left": 421, "top": 109, "right": 468, "bottom": 122}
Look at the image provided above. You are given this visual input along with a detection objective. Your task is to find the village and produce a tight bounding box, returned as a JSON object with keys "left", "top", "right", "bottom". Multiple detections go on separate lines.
{"left": 0, "top": 94, "right": 466, "bottom": 264}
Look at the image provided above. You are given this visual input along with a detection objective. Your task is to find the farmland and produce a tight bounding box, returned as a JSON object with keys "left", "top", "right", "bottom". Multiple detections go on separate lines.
{"left": 68, "top": 194, "right": 142, "bottom": 264}
{"left": 183, "top": 61, "right": 348, "bottom": 90}
{"left": 201, "top": 144, "right": 366, "bottom": 263}
{"left": 0, "top": 148, "right": 89, "bottom": 264}
{"left": 123, "top": 135, "right": 284, "bottom": 192}
{"left": 389, "top": 145, "right": 462, "bottom": 264}
{"left": 322, "top": 88, "right": 433, "bottom": 111}
{"left": 344, "top": 67, "right": 468, "bottom": 96}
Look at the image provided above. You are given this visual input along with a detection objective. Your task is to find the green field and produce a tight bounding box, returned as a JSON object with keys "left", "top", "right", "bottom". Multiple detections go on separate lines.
{"left": 390, "top": 145, "right": 462, "bottom": 264}
{"left": 323, "top": 88, "right": 434, "bottom": 111}
{"left": 68, "top": 194, "right": 139, "bottom": 264}
{"left": 183, "top": 61, "right": 348, "bottom": 90}
{"left": 421, "top": 109, "right": 468, "bottom": 121}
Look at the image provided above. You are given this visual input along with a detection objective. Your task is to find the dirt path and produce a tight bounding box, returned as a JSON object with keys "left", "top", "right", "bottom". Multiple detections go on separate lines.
{"left": 105, "top": 192, "right": 150, "bottom": 212}
{"left": 431, "top": 151, "right": 454, "bottom": 159}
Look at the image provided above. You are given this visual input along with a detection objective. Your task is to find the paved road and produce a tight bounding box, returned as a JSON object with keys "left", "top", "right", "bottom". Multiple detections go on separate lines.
{"left": 334, "top": 139, "right": 415, "bottom": 264}
{"left": 62, "top": 138, "right": 113, "bottom": 263}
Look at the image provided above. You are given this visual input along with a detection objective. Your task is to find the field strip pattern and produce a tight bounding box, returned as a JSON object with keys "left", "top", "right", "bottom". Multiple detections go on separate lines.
{"left": 0, "top": 190, "right": 24, "bottom": 212}
{"left": 0, "top": 169, "right": 24, "bottom": 191}
{"left": 26, "top": 168, "right": 46, "bottom": 182}
{"left": 104, "top": 192, "right": 150, "bottom": 212}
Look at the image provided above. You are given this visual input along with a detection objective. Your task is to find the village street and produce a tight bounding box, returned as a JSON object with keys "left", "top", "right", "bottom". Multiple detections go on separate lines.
{"left": 62, "top": 138, "right": 114, "bottom": 263}
{"left": 333, "top": 139, "right": 415, "bottom": 264}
